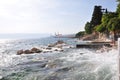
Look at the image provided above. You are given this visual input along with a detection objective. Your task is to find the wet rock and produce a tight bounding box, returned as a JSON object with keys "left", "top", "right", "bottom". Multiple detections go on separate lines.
{"left": 60, "top": 49, "right": 64, "bottom": 52}
{"left": 40, "top": 63, "right": 47, "bottom": 68}
{"left": 17, "top": 40, "right": 68, "bottom": 55}
{"left": 24, "top": 50, "right": 32, "bottom": 54}
{"left": 46, "top": 47, "right": 52, "bottom": 50}
{"left": 54, "top": 49, "right": 58, "bottom": 51}
{"left": 17, "top": 49, "right": 24, "bottom": 55}
{"left": 79, "top": 53, "right": 84, "bottom": 55}
{"left": 56, "top": 67, "right": 72, "bottom": 72}
{"left": 44, "top": 76, "right": 60, "bottom": 80}
{"left": 17, "top": 47, "right": 43, "bottom": 55}
{"left": 48, "top": 40, "right": 65, "bottom": 48}
{"left": 48, "top": 44, "right": 56, "bottom": 47}
{"left": 31, "top": 47, "right": 42, "bottom": 53}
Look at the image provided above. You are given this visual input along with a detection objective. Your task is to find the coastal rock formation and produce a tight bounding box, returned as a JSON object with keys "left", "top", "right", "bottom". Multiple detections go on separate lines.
{"left": 17, "top": 47, "right": 42, "bottom": 55}
{"left": 24, "top": 50, "right": 32, "bottom": 54}
{"left": 31, "top": 47, "right": 42, "bottom": 53}
{"left": 17, "top": 50, "right": 24, "bottom": 55}
{"left": 81, "top": 32, "right": 99, "bottom": 41}
{"left": 48, "top": 40, "right": 66, "bottom": 48}
{"left": 17, "top": 40, "right": 68, "bottom": 55}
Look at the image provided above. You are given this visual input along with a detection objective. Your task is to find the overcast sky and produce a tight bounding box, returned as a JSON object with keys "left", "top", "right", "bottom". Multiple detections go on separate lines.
{"left": 0, "top": 0, "right": 117, "bottom": 34}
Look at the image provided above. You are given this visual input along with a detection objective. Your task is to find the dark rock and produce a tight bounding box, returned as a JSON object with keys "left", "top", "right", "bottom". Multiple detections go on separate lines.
{"left": 79, "top": 53, "right": 84, "bottom": 55}
{"left": 56, "top": 67, "right": 72, "bottom": 72}
{"left": 31, "top": 48, "right": 40, "bottom": 53}
{"left": 31, "top": 47, "right": 42, "bottom": 53}
{"left": 17, "top": 50, "right": 24, "bottom": 55}
{"left": 24, "top": 50, "right": 32, "bottom": 54}
{"left": 48, "top": 40, "right": 65, "bottom": 48}
{"left": 46, "top": 47, "right": 52, "bottom": 50}
{"left": 48, "top": 44, "right": 56, "bottom": 47}
{"left": 31, "top": 47, "right": 38, "bottom": 52}
{"left": 60, "top": 49, "right": 64, "bottom": 52}
{"left": 54, "top": 49, "right": 58, "bottom": 51}
{"left": 55, "top": 40, "right": 65, "bottom": 45}
{"left": 40, "top": 63, "right": 47, "bottom": 68}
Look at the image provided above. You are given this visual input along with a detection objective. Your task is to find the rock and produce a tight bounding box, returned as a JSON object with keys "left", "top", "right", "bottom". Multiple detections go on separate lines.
{"left": 46, "top": 47, "right": 52, "bottom": 50}
{"left": 54, "top": 49, "right": 58, "bottom": 51}
{"left": 48, "top": 44, "right": 56, "bottom": 47}
{"left": 31, "top": 47, "right": 42, "bottom": 53}
{"left": 31, "top": 47, "right": 38, "bottom": 51}
{"left": 55, "top": 40, "right": 65, "bottom": 44}
{"left": 60, "top": 49, "right": 64, "bottom": 52}
{"left": 24, "top": 50, "right": 32, "bottom": 54}
{"left": 56, "top": 67, "right": 72, "bottom": 72}
{"left": 48, "top": 40, "right": 65, "bottom": 48}
{"left": 55, "top": 45, "right": 62, "bottom": 48}
{"left": 79, "top": 53, "right": 84, "bottom": 55}
{"left": 16, "top": 40, "right": 67, "bottom": 55}
{"left": 17, "top": 49, "right": 24, "bottom": 55}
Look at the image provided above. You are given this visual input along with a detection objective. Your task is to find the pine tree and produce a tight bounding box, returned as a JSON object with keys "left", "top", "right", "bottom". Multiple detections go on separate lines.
{"left": 90, "top": 6, "right": 103, "bottom": 29}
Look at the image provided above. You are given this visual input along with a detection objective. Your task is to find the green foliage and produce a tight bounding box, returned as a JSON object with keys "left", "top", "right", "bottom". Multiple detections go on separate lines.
{"left": 102, "top": 12, "right": 118, "bottom": 25}
{"left": 102, "top": 13, "right": 117, "bottom": 22}
{"left": 117, "top": 0, "right": 120, "bottom": 18}
{"left": 84, "top": 6, "right": 103, "bottom": 34}
{"left": 84, "top": 22, "right": 92, "bottom": 34}
{"left": 91, "top": 6, "right": 103, "bottom": 28}
{"left": 95, "top": 24, "right": 106, "bottom": 33}
{"left": 107, "top": 17, "right": 120, "bottom": 31}
{"left": 75, "top": 31, "right": 85, "bottom": 37}
{"left": 117, "top": 0, "right": 120, "bottom": 2}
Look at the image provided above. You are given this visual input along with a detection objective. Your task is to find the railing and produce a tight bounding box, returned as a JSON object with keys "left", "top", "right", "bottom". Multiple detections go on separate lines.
{"left": 118, "top": 38, "right": 120, "bottom": 80}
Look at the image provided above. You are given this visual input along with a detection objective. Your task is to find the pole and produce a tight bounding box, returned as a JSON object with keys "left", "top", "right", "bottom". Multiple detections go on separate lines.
{"left": 118, "top": 38, "right": 120, "bottom": 80}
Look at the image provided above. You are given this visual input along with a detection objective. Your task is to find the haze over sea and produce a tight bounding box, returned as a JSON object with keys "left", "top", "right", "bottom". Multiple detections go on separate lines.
{"left": 0, "top": 34, "right": 118, "bottom": 80}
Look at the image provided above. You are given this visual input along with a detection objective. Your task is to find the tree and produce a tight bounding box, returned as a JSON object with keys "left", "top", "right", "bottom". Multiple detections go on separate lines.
{"left": 102, "top": 12, "right": 118, "bottom": 26}
{"left": 95, "top": 24, "right": 106, "bottom": 33}
{"left": 117, "top": 0, "right": 120, "bottom": 18}
{"left": 85, "top": 6, "right": 103, "bottom": 34}
{"left": 75, "top": 31, "right": 85, "bottom": 37}
{"left": 85, "top": 22, "right": 92, "bottom": 34}
{"left": 99, "top": 12, "right": 118, "bottom": 36}
{"left": 107, "top": 17, "right": 120, "bottom": 42}
{"left": 90, "top": 6, "right": 103, "bottom": 28}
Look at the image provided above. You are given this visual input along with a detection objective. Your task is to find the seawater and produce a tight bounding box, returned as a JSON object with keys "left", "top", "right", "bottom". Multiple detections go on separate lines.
{"left": 0, "top": 37, "right": 118, "bottom": 80}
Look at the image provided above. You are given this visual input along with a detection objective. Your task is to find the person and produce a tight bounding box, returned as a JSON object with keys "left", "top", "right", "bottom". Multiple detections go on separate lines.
{"left": 109, "top": 34, "right": 115, "bottom": 45}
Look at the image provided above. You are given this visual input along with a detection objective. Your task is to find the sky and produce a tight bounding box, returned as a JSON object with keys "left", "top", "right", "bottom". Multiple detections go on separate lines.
{"left": 0, "top": 0, "right": 117, "bottom": 35}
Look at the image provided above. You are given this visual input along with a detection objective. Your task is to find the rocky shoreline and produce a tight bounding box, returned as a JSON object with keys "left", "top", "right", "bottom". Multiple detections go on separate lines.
{"left": 17, "top": 40, "right": 73, "bottom": 55}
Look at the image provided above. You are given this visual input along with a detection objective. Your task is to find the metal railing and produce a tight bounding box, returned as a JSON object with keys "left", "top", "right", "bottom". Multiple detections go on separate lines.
{"left": 118, "top": 38, "right": 120, "bottom": 80}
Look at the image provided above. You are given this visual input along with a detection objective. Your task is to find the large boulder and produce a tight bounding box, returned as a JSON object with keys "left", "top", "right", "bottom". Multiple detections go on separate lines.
{"left": 24, "top": 50, "right": 32, "bottom": 54}
{"left": 48, "top": 40, "right": 65, "bottom": 48}
{"left": 31, "top": 47, "right": 42, "bottom": 53}
{"left": 17, "top": 49, "right": 24, "bottom": 55}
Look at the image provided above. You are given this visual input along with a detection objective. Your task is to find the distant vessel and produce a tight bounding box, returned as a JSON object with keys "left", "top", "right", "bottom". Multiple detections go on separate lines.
{"left": 52, "top": 32, "right": 75, "bottom": 38}
{"left": 54, "top": 32, "right": 62, "bottom": 38}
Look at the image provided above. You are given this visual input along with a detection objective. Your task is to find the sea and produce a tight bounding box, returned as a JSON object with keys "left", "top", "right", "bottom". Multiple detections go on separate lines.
{"left": 0, "top": 37, "right": 118, "bottom": 80}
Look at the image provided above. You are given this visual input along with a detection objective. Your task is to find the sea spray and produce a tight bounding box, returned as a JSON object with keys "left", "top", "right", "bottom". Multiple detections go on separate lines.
{"left": 0, "top": 38, "right": 118, "bottom": 80}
